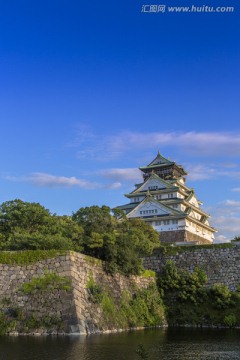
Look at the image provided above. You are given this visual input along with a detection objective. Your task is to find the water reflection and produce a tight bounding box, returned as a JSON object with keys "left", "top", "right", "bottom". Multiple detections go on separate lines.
{"left": 1, "top": 328, "right": 240, "bottom": 360}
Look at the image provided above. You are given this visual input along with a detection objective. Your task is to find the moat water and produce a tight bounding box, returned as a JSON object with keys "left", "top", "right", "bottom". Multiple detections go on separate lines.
{"left": 1, "top": 328, "right": 240, "bottom": 360}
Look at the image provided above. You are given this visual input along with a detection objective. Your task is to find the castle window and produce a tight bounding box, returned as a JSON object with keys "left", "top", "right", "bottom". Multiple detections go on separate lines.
{"left": 142, "top": 210, "right": 156, "bottom": 215}
{"left": 164, "top": 220, "right": 170, "bottom": 225}
{"left": 172, "top": 220, "right": 178, "bottom": 225}
{"left": 149, "top": 186, "right": 158, "bottom": 190}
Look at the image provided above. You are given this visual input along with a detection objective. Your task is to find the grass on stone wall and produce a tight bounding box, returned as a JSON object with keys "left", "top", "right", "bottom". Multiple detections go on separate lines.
{"left": 0, "top": 306, "right": 64, "bottom": 334}
{"left": 87, "top": 275, "right": 165, "bottom": 329}
{"left": 141, "top": 269, "right": 156, "bottom": 278}
{"left": 24, "top": 314, "right": 64, "bottom": 331}
{"left": 101, "top": 285, "right": 165, "bottom": 329}
{"left": 86, "top": 273, "right": 104, "bottom": 303}
{"left": 0, "top": 272, "right": 69, "bottom": 335}
{"left": 154, "top": 243, "right": 233, "bottom": 256}
{"left": 0, "top": 250, "right": 67, "bottom": 265}
{"left": 20, "top": 271, "right": 71, "bottom": 294}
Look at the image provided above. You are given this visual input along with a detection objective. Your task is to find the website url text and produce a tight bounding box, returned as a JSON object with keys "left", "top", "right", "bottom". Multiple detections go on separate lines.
{"left": 141, "top": 5, "right": 235, "bottom": 13}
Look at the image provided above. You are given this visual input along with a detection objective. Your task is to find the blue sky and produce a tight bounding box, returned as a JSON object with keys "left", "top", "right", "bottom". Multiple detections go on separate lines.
{"left": 0, "top": 0, "right": 240, "bottom": 242}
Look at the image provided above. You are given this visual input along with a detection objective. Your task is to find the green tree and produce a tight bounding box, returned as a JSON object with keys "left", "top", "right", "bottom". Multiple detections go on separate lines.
{"left": 0, "top": 200, "right": 160, "bottom": 275}
{"left": 49, "top": 215, "right": 84, "bottom": 252}
{"left": 72, "top": 206, "right": 160, "bottom": 275}
{"left": 120, "top": 218, "right": 160, "bottom": 256}
{"left": 72, "top": 205, "right": 115, "bottom": 236}
{"left": 72, "top": 205, "right": 116, "bottom": 258}
{"left": 0, "top": 199, "right": 52, "bottom": 237}
{"left": 103, "top": 218, "right": 160, "bottom": 275}
{"left": 0, "top": 200, "right": 83, "bottom": 251}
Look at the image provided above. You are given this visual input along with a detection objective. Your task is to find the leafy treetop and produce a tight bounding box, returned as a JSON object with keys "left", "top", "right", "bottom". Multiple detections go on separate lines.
{"left": 0, "top": 200, "right": 160, "bottom": 275}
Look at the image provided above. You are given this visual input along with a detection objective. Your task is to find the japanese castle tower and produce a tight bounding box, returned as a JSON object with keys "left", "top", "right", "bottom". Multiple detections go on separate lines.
{"left": 118, "top": 151, "right": 217, "bottom": 244}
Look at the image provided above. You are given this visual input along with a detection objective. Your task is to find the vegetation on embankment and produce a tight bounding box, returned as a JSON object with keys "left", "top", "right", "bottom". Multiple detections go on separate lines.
{"left": 1, "top": 198, "right": 240, "bottom": 334}
{"left": 158, "top": 260, "right": 240, "bottom": 328}
{"left": 0, "top": 271, "right": 72, "bottom": 335}
{"left": 84, "top": 259, "right": 240, "bottom": 330}
{"left": 0, "top": 199, "right": 160, "bottom": 275}
{"left": 87, "top": 274, "right": 165, "bottom": 330}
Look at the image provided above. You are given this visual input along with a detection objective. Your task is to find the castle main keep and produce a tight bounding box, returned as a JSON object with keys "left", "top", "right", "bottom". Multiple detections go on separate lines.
{"left": 118, "top": 151, "right": 216, "bottom": 244}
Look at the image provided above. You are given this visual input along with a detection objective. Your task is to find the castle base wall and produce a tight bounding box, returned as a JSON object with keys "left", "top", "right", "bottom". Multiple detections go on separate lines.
{"left": 0, "top": 252, "right": 155, "bottom": 335}
{"left": 160, "top": 230, "right": 212, "bottom": 245}
{"left": 143, "top": 243, "right": 240, "bottom": 291}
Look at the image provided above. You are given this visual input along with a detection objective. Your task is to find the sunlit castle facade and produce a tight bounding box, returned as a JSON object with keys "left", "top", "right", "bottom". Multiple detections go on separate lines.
{"left": 118, "top": 152, "right": 217, "bottom": 244}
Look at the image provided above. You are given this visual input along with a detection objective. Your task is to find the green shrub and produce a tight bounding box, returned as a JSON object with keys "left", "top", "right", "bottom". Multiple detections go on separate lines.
{"left": 141, "top": 269, "right": 156, "bottom": 278}
{"left": 224, "top": 314, "right": 236, "bottom": 327}
{"left": 210, "top": 284, "right": 232, "bottom": 309}
{"left": 0, "top": 310, "right": 16, "bottom": 334}
{"left": 100, "top": 284, "right": 164, "bottom": 329}
{"left": 86, "top": 274, "right": 103, "bottom": 303}
{"left": 101, "top": 292, "right": 119, "bottom": 325}
{"left": 157, "top": 261, "right": 240, "bottom": 327}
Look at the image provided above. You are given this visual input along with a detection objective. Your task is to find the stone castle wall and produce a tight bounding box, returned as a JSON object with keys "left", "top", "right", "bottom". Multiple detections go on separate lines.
{"left": 0, "top": 252, "right": 153, "bottom": 335}
{"left": 160, "top": 230, "right": 212, "bottom": 245}
{"left": 143, "top": 243, "right": 240, "bottom": 291}
{"left": 2, "top": 245, "right": 240, "bottom": 335}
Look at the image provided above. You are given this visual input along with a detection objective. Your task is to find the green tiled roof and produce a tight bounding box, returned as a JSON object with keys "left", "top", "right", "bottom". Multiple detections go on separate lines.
{"left": 139, "top": 152, "right": 187, "bottom": 175}
{"left": 117, "top": 203, "right": 136, "bottom": 210}
{"left": 139, "top": 163, "right": 174, "bottom": 170}
{"left": 126, "top": 173, "right": 178, "bottom": 196}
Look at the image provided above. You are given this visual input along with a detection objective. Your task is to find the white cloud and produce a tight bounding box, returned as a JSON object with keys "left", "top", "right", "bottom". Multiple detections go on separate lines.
{"left": 109, "top": 131, "right": 240, "bottom": 155}
{"left": 104, "top": 182, "right": 122, "bottom": 189}
{"left": 4, "top": 173, "right": 121, "bottom": 190}
{"left": 183, "top": 162, "right": 240, "bottom": 182}
{"left": 99, "top": 168, "right": 142, "bottom": 182}
{"left": 232, "top": 188, "right": 240, "bottom": 192}
{"left": 212, "top": 215, "right": 240, "bottom": 239}
{"left": 220, "top": 170, "right": 240, "bottom": 179}
{"left": 224, "top": 199, "right": 240, "bottom": 208}
{"left": 71, "top": 127, "right": 240, "bottom": 161}
{"left": 27, "top": 173, "right": 100, "bottom": 189}
{"left": 114, "top": 131, "right": 240, "bottom": 157}
{"left": 214, "top": 234, "right": 230, "bottom": 244}
{"left": 186, "top": 164, "right": 216, "bottom": 181}
{"left": 209, "top": 198, "right": 240, "bottom": 241}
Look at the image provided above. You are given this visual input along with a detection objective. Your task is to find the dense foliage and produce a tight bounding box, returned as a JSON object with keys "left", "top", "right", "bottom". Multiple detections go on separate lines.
{"left": 158, "top": 260, "right": 240, "bottom": 327}
{"left": 87, "top": 277, "right": 165, "bottom": 329}
{"left": 73, "top": 206, "right": 160, "bottom": 274}
{"left": 0, "top": 199, "right": 160, "bottom": 275}
{"left": 0, "top": 200, "right": 83, "bottom": 251}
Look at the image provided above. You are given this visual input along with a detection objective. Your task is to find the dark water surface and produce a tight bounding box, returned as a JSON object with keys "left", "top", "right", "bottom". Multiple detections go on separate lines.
{"left": 1, "top": 328, "right": 240, "bottom": 360}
